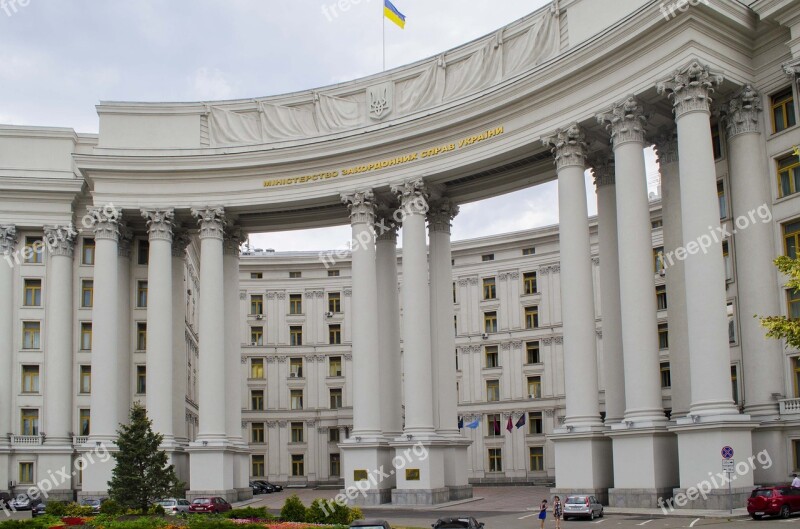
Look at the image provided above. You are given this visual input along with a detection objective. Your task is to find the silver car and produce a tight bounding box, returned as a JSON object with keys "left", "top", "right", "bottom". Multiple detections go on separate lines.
{"left": 563, "top": 495, "right": 604, "bottom": 520}
{"left": 157, "top": 498, "right": 191, "bottom": 515}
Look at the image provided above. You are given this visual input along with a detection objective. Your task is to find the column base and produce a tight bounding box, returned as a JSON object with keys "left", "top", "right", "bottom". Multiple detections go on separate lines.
{"left": 187, "top": 439, "right": 237, "bottom": 501}
{"left": 442, "top": 439, "right": 472, "bottom": 491}
{"left": 340, "top": 438, "right": 395, "bottom": 505}
{"left": 608, "top": 487, "right": 675, "bottom": 509}
{"left": 388, "top": 438, "right": 449, "bottom": 505}
{"left": 751, "top": 423, "right": 788, "bottom": 485}
{"left": 551, "top": 427, "right": 613, "bottom": 501}
{"left": 37, "top": 447, "right": 77, "bottom": 502}
{"left": 391, "top": 487, "right": 451, "bottom": 505}
{"left": 77, "top": 441, "right": 118, "bottom": 499}
{"left": 664, "top": 486, "right": 752, "bottom": 512}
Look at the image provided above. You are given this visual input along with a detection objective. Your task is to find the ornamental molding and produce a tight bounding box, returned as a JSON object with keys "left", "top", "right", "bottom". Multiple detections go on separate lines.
{"left": 239, "top": 291, "right": 247, "bottom": 300}
{"left": 344, "top": 354, "right": 353, "bottom": 360}
{"left": 266, "top": 421, "right": 277, "bottom": 428}
{"left": 316, "top": 355, "right": 327, "bottom": 363}
{"left": 596, "top": 329, "right": 603, "bottom": 338}
{"left": 597, "top": 96, "right": 649, "bottom": 147}
{"left": 306, "top": 420, "right": 316, "bottom": 427}
{"left": 241, "top": 357, "right": 248, "bottom": 364}
{"left": 141, "top": 208, "right": 175, "bottom": 243}
{"left": 88, "top": 206, "right": 122, "bottom": 242}
{"left": 427, "top": 198, "right": 460, "bottom": 234}
{"left": 343, "top": 289, "right": 352, "bottom": 297}
{"left": 591, "top": 257, "right": 600, "bottom": 266}
{"left": 468, "top": 277, "right": 479, "bottom": 285}
{"left": 277, "top": 356, "right": 287, "bottom": 363}
{"left": 498, "top": 271, "right": 519, "bottom": 281}
{"left": 277, "top": 420, "right": 288, "bottom": 428}
{"left": 43, "top": 225, "right": 76, "bottom": 258}
{"left": 654, "top": 131, "right": 679, "bottom": 166}
{"left": 191, "top": 206, "right": 226, "bottom": 240}
{"left": 656, "top": 61, "right": 723, "bottom": 119}
{"left": 0, "top": 225, "right": 16, "bottom": 256}
{"left": 267, "top": 292, "right": 277, "bottom": 300}
{"left": 500, "top": 342, "right": 511, "bottom": 351}
{"left": 223, "top": 227, "right": 244, "bottom": 256}
{"left": 542, "top": 337, "right": 553, "bottom": 345}
{"left": 277, "top": 292, "right": 287, "bottom": 300}
{"left": 539, "top": 264, "right": 560, "bottom": 275}
{"left": 367, "top": 81, "right": 393, "bottom": 121}
{"left": 783, "top": 58, "right": 800, "bottom": 86}
{"left": 554, "top": 336, "right": 563, "bottom": 344}
{"left": 172, "top": 231, "right": 191, "bottom": 258}
{"left": 543, "top": 123, "right": 588, "bottom": 171}
{"left": 723, "top": 85, "right": 762, "bottom": 138}
{"left": 391, "top": 178, "right": 430, "bottom": 214}
{"left": 511, "top": 340, "right": 523, "bottom": 349}
{"left": 316, "top": 291, "right": 325, "bottom": 298}
{"left": 266, "top": 357, "right": 276, "bottom": 364}
{"left": 590, "top": 152, "right": 615, "bottom": 187}
{"left": 341, "top": 190, "right": 377, "bottom": 226}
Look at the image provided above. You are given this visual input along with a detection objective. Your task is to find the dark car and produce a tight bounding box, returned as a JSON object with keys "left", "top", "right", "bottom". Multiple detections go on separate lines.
{"left": 250, "top": 481, "right": 270, "bottom": 495}
{"left": 748, "top": 487, "right": 800, "bottom": 519}
{"left": 432, "top": 517, "right": 484, "bottom": 529}
{"left": 32, "top": 502, "right": 48, "bottom": 517}
{"left": 350, "top": 521, "right": 392, "bottom": 529}
{"left": 258, "top": 480, "right": 283, "bottom": 492}
{"left": 189, "top": 497, "right": 232, "bottom": 514}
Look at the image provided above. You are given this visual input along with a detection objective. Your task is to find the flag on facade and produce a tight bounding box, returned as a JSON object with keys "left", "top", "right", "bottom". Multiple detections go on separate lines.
{"left": 515, "top": 413, "right": 527, "bottom": 429}
{"left": 458, "top": 416, "right": 464, "bottom": 430}
{"left": 384, "top": 0, "right": 406, "bottom": 29}
{"left": 466, "top": 417, "right": 480, "bottom": 429}
{"left": 494, "top": 419, "right": 501, "bottom": 436}
{"left": 506, "top": 416, "right": 514, "bottom": 433}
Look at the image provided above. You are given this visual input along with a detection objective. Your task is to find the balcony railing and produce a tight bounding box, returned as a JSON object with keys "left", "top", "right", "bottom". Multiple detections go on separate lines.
{"left": 11, "top": 435, "right": 43, "bottom": 445}
{"left": 73, "top": 436, "right": 89, "bottom": 446}
{"left": 779, "top": 398, "right": 800, "bottom": 415}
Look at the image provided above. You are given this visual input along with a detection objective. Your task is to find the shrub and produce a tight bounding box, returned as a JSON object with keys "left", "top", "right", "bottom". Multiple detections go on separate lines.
{"left": 278, "top": 494, "right": 306, "bottom": 522}
{"left": 304, "top": 499, "right": 326, "bottom": 523}
{"left": 63, "top": 503, "right": 94, "bottom": 517}
{"left": 185, "top": 516, "right": 235, "bottom": 529}
{"left": 100, "top": 499, "right": 124, "bottom": 516}
{"left": 348, "top": 506, "right": 364, "bottom": 523}
{"left": 222, "top": 507, "right": 271, "bottom": 520}
{"left": 45, "top": 501, "right": 67, "bottom": 517}
{"left": 147, "top": 504, "right": 165, "bottom": 516}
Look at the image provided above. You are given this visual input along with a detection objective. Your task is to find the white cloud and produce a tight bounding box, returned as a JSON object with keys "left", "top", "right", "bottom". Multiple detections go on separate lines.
{"left": 189, "top": 67, "right": 238, "bottom": 101}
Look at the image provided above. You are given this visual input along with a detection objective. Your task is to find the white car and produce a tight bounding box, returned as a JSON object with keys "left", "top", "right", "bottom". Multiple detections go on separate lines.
{"left": 157, "top": 498, "right": 192, "bottom": 515}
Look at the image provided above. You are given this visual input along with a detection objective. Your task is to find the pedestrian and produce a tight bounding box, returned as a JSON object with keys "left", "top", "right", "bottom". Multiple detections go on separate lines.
{"left": 792, "top": 473, "right": 800, "bottom": 488}
{"left": 553, "top": 495, "right": 562, "bottom": 529}
{"left": 538, "top": 498, "right": 548, "bottom": 529}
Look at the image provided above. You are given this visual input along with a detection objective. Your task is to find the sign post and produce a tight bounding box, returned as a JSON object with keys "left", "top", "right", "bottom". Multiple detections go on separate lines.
{"left": 722, "top": 446, "right": 735, "bottom": 514}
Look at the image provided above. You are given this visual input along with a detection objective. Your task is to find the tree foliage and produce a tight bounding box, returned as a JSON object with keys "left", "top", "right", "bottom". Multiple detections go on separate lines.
{"left": 760, "top": 256, "right": 800, "bottom": 348}
{"left": 107, "top": 403, "right": 181, "bottom": 512}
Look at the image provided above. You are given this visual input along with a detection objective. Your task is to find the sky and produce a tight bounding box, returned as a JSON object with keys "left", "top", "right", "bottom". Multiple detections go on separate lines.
{"left": 0, "top": 0, "right": 660, "bottom": 252}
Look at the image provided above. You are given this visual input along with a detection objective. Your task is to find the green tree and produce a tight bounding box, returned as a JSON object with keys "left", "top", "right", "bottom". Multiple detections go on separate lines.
{"left": 760, "top": 256, "right": 800, "bottom": 348}
{"left": 107, "top": 403, "right": 181, "bottom": 512}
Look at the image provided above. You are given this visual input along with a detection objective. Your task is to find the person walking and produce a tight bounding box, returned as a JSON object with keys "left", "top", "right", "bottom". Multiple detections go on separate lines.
{"left": 538, "top": 498, "right": 548, "bottom": 529}
{"left": 792, "top": 473, "right": 800, "bottom": 489}
{"left": 553, "top": 496, "right": 563, "bottom": 529}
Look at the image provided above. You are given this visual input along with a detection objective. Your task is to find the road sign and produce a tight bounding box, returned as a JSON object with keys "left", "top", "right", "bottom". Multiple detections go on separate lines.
{"left": 721, "top": 446, "right": 734, "bottom": 459}
{"left": 722, "top": 459, "right": 735, "bottom": 472}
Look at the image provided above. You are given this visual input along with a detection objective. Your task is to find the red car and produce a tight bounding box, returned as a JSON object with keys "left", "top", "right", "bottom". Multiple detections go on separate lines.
{"left": 189, "top": 497, "right": 232, "bottom": 514}
{"left": 747, "top": 487, "right": 800, "bottom": 519}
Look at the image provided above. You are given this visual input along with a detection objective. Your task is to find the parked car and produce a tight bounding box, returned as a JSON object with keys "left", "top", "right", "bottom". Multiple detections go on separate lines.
{"left": 254, "top": 480, "right": 282, "bottom": 492}
{"left": 350, "top": 521, "right": 392, "bottom": 529}
{"left": 250, "top": 481, "right": 271, "bottom": 494}
{"left": 80, "top": 498, "right": 104, "bottom": 514}
{"left": 32, "top": 502, "right": 48, "bottom": 517}
{"left": 431, "top": 517, "right": 484, "bottom": 528}
{"left": 189, "top": 497, "right": 232, "bottom": 514}
{"left": 748, "top": 487, "right": 800, "bottom": 519}
{"left": 563, "top": 495, "right": 604, "bottom": 520}
{"left": 9, "top": 494, "right": 43, "bottom": 511}
{"left": 157, "top": 498, "right": 191, "bottom": 515}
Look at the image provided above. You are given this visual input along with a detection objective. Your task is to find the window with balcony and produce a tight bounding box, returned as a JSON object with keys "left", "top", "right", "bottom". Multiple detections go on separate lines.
{"left": 22, "top": 366, "right": 39, "bottom": 394}
{"left": 289, "top": 294, "right": 303, "bottom": 315}
{"left": 485, "top": 346, "right": 499, "bottom": 368}
{"left": 251, "top": 390, "right": 264, "bottom": 411}
{"left": 251, "top": 423, "right": 265, "bottom": 444}
{"left": 488, "top": 448, "right": 502, "bottom": 472}
{"left": 24, "top": 279, "right": 42, "bottom": 306}
{"left": 328, "top": 292, "right": 341, "bottom": 313}
{"left": 81, "top": 280, "right": 93, "bottom": 308}
{"left": 329, "top": 356, "right": 343, "bottom": 377}
{"left": 79, "top": 366, "right": 91, "bottom": 394}
{"left": 22, "top": 322, "right": 40, "bottom": 350}
{"left": 527, "top": 376, "right": 542, "bottom": 399}
{"left": 526, "top": 341, "right": 541, "bottom": 364}
{"left": 529, "top": 447, "right": 544, "bottom": 471}
{"left": 483, "top": 277, "right": 496, "bottom": 300}
{"left": 251, "top": 358, "right": 264, "bottom": 379}
{"left": 330, "top": 388, "right": 343, "bottom": 409}
{"left": 523, "top": 272, "right": 538, "bottom": 295}
{"left": 21, "top": 409, "right": 38, "bottom": 436}
{"left": 80, "top": 322, "right": 92, "bottom": 351}
{"left": 291, "top": 390, "right": 304, "bottom": 410}
{"left": 329, "top": 324, "right": 342, "bottom": 345}
{"left": 484, "top": 312, "right": 497, "bottom": 334}
{"left": 772, "top": 87, "right": 796, "bottom": 133}
{"left": 289, "top": 326, "right": 303, "bottom": 346}
{"left": 486, "top": 380, "right": 500, "bottom": 402}
{"left": 291, "top": 422, "right": 304, "bottom": 443}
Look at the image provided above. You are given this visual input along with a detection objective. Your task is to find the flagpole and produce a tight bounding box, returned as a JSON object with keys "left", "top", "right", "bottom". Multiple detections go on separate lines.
{"left": 382, "top": 3, "right": 386, "bottom": 71}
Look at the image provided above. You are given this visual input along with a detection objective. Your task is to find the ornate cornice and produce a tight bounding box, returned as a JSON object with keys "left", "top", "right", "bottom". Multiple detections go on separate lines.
{"left": 172, "top": 231, "right": 191, "bottom": 258}
{"left": 88, "top": 206, "right": 123, "bottom": 242}
{"left": 142, "top": 208, "right": 175, "bottom": 243}
{"left": 427, "top": 198, "right": 459, "bottom": 234}
{"left": 498, "top": 271, "right": 519, "bottom": 281}
{"left": 597, "top": 96, "right": 648, "bottom": 147}
{"left": 391, "top": 178, "right": 429, "bottom": 214}
{"left": 653, "top": 131, "right": 679, "bottom": 166}
{"left": 783, "top": 58, "right": 800, "bottom": 86}
{"left": 223, "top": 227, "right": 244, "bottom": 256}
{"left": 590, "top": 152, "right": 615, "bottom": 187}
{"left": 341, "top": 190, "right": 376, "bottom": 226}
{"left": 723, "top": 85, "right": 762, "bottom": 138}
{"left": 543, "top": 123, "right": 588, "bottom": 171}
{"left": 43, "top": 225, "right": 76, "bottom": 258}
{"left": 657, "top": 61, "right": 723, "bottom": 119}
{"left": 191, "top": 206, "right": 226, "bottom": 240}
{"left": 0, "top": 225, "right": 17, "bottom": 256}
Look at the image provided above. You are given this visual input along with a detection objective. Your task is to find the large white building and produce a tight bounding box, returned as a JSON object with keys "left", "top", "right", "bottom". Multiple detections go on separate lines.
{"left": 2, "top": 0, "right": 800, "bottom": 510}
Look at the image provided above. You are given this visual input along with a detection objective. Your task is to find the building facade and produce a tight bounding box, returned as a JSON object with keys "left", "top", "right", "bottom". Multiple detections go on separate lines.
{"left": 2, "top": 0, "right": 800, "bottom": 510}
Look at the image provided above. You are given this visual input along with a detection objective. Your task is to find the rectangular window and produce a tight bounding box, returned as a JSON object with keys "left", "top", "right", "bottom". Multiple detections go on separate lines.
{"left": 727, "top": 301, "right": 737, "bottom": 344}
{"left": 329, "top": 454, "right": 341, "bottom": 477}
{"left": 523, "top": 272, "right": 538, "bottom": 295}
{"left": 251, "top": 423, "right": 265, "bottom": 444}
{"left": 731, "top": 365, "right": 739, "bottom": 405}
{"left": 522, "top": 247, "right": 535, "bottom": 256}
{"left": 485, "top": 346, "right": 499, "bottom": 368}
{"left": 772, "top": 87, "right": 796, "bottom": 133}
{"left": 525, "top": 306, "right": 539, "bottom": 329}
{"left": 22, "top": 322, "right": 40, "bottom": 350}
{"left": 794, "top": 358, "right": 800, "bottom": 398}
{"left": 250, "top": 273, "right": 263, "bottom": 279}
{"left": 712, "top": 123, "right": 722, "bottom": 160}
{"left": 453, "top": 282, "right": 457, "bottom": 304}
{"left": 251, "top": 358, "right": 264, "bottom": 379}
{"left": 329, "top": 428, "right": 340, "bottom": 443}
{"left": 660, "top": 362, "right": 671, "bottom": 388}
{"left": 653, "top": 247, "right": 665, "bottom": 274}
{"left": 330, "top": 356, "right": 343, "bottom": 377}
{"left": 488, "top": 448, "right": 502, "bottom": 472}
{"left": 81, "top": 280, "right": 93, "bottom": 308}
{"left": 82, "top": 238, "right": 95, "bottom": 265}
{"left": 779, "top": 154, "right": 800, "bottom": 198}
{"left": 528, "top": 412, "right": 543, "bottom": 435}
{"left": 718, "top": 180, "right": 727, "bottom": 219}
{"left": 24, "top": 279, "right": 42, "bottom": 306}
{"left": 19, "top": 462, "right": 34, "bottom": 484}
{"left": 656, "top": 285, "right": 668, "bottom": 311}
{"left": 291, "top": 422, "right": 304, "bottom": 443}
{"left": 250, "top": 295, "right": 264, "bottom": 315}
{"left": 78, "top": 365, "right": 91, "bottom": 394}
{"left": 22, "top": 365, "right": 39, "bottom": 394}
{"left": 251, "top": 327, "right": 264, "bottom": 346}
{"left": 785, "top": 220, "right": 800, "bottom": 258}
{"left": 251, "top": 455, "right": 265, "bottom": 477}
{"left": 722, "top": 241, "right": 732, "bottom": 281}
{"left": 794, "top": 440, "right": 800, "bottom": 472}
{"left": 289, "top": 271, "right": 302, "bottom": 278}
{"left": 484, "top": 312, "right": 497, "bottom": 334}
{"left": 290, "top": 326, "right": 303, "bottom": 346}
{"left": 529, "top": 447, "right": 544, "bottom": 471}
{"left": 291, "top": 390, "right": 304, "bottom": 410}
{"left": 528, "top": 376, "right": 542, "bottom": 399}
{"left": 454, "top": 315, "right": 458, "bottom": 335}
{"left": 651, "top": 219, "right": 663, "bottom": 229}
{"left": 789, "top": 289, "right": 800, "bottom": 320}
{"left": 291, "top": 454, "right": 304, "bottom": 476}
{"left": 251, "top": 390, "right": 264, "bottom": 411}
{"left": 137, "top": 281, "right": 148, "bottom": 308}
{"left": 136, "top": 366, "right": 146, "bottom": 394}
{"left": 486, "top": 380, "right": 500, "bottom": 402}
{"left": 483, "top": 277, "right": 497, "bottom": 300}
{"left": 328, "top": 270, "right": 340, "bottom": 277}
{"left": 526, "top": 341, "right": 541, "bottom": 364}
{"left": 137, "top": 240, "right": 149, "bottom": 266}
{"left": 658, "top": 323, "right": 669, "bottom": 350}
{"left": 24, "top": 237, "right": 43, "bottom": 264}
{"left": 289, "top": 294, "right": 303, "bottom": 315}
{"left": 79, "top": 409, "right": 91, "bottom": 436}
{"left": 290, "top": 358, "right": 303, "bottom": 377}
{"left": 328, "top": 292, "right": 341, "bottom": 313}
{"left": 482, "top": 254, "right": 495, "bottom": 262}
{"left": 80, "top": 322, "right": 92, "bottom": 351}
{"left": 21, "top": 409, "right": 38, "bottom": 436}
{"left": 329, "top": 324, "right": 342, "bottom": 345}
{"left": 487, "top": 413, "right": 502, "bottom": 437}
{"left": 330, "top": 388, "right": 343, "bottom": 409}
{"left": 137, "top": 322, "right": 147, "bottom": 351}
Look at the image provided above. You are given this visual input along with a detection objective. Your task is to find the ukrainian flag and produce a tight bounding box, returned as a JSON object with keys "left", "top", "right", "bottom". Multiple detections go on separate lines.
{"left": 384, "top": 0, "right": 406, "bottom": 29}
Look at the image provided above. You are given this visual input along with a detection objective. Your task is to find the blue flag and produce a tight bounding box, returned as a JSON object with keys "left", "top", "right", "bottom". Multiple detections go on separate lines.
{"left": 466, "top": 417, "right": 480, "bottom": 429}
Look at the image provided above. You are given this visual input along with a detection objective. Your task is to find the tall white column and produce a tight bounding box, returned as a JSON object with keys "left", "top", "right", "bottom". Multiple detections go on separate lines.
{"left": 591, "top": 155, "right": 626, "bottom": 424}
{"left": 0, "top": 226, "right": 16, "bottom": 458}
{"left": 654, "top": 134, "right": 691, "bottom": 419}
{"left": 171, "top": 234, "right": 191, "bottom": 443}
{"left": 142, "top": 209, "right": 176, "bottom": 444}
{"left": 43, "top": 226, "right": 76, "bottom": 445}
{"left": 117, "top": 226, "right": 133, "bottom": 426}
{"left": 428, "top": 198, "right": 460, "bottom": 437}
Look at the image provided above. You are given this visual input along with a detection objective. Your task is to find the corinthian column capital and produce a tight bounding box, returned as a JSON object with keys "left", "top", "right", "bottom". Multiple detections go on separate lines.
{"left": 543, "top": 123, "right": 588, "bottom": 171}
{"left": 118, "top": 222, "right": 133, "bottom": 258}
{"left": 0, "top": 225, "right": 17, "bottom": 256}
{"left": 427, "top": 198, "right": 460, "bottom": 234}
{"left": 654, "top": 131, "right": 679, "bottom": 166}
{"left": 43, "top": 226, "right": 76, "bottom": 258}
{"left": 88, "top": 206, "right": 123, "bottom": 242}
{"left": 391, "top": 178, "right": 429, "bottom": 214}
{"left": 223, "top": 227, "right": 244, "bottom": 256}
{"left": 341, "top": 190, "right": 376, "bottom": 226}
{"left": 783, "top": 58, "right": 800, "bottom": 85}
{"left": 590, "top": 152, "right": 615, "bottom": 188}
{"left": 172, "top": 232, "right": 191, "bottom": 258}
{"left": 142, "top": 208, "right": 176, "bottom": 243}
{"left": 191, "top": 207, "right": 226, "bottom": 240}
{"left": 723, "top": 85, "right": 762, "bottom": 138}
{"left": 376, "top": 205, "right": 400, "bottom": 241}
{"left": 657, "top": 60, "right": 723, "bottom": 118}
{"left": 596, "top": 96, "right": 649, "bottom": 147}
